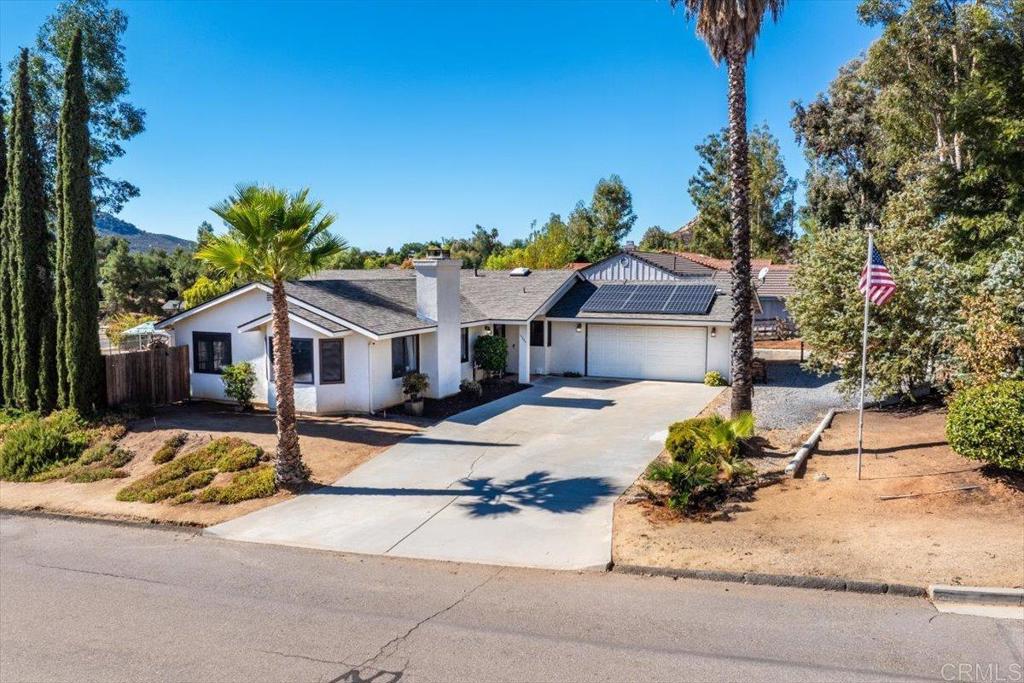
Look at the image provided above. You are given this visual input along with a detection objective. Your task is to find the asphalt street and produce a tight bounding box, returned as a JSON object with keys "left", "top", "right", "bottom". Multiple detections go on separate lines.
{"left": 1, "top": 514, "right": 1021, "bottom": 682}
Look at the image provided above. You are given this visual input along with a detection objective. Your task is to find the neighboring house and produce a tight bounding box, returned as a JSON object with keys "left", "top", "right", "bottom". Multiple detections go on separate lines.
{"left": 581, "top": 248, "right": 794, "bottom": 325}
{"left": 752, "top": 264, "right": 795, "bottom": 324}
{"left": 156, "top": 251, "right": 735, "bottom": 414}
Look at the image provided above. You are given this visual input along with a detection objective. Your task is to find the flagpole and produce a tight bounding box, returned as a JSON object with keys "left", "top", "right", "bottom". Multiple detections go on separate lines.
{"left": 856, "top": 227, "right": 874, "bottom": 481}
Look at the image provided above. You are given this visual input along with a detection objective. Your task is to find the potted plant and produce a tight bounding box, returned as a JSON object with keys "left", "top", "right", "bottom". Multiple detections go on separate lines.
{"left": 402, "top": 372, "right": 430, "bottom": 416}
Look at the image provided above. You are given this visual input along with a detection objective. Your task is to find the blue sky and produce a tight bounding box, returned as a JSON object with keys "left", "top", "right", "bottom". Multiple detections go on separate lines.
{"left": 0, "top": 1, "right": 878, "bottom": 251}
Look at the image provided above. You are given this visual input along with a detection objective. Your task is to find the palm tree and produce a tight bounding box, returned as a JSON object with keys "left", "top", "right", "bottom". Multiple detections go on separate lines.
{"left": 672, "top": 0, "right": 785, "bottom": 417}
{"left": 198, "top": 185, "right": 345, "bottom": 486}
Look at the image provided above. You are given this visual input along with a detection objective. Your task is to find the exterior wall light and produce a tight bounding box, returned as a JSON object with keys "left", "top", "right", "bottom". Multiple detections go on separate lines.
{"left": 484, "top": 325, "right": 491, "bottom": 334}
{"left": 710, "top": 327, "right": 717, "bottom": 337}
{"left": 576, "top": 323, "right": 582, "bottom": 333}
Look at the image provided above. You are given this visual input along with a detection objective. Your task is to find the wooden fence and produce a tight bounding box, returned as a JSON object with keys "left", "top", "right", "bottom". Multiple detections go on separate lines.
{"left": 105, "top": 345, "right": 190, "bottom": 408}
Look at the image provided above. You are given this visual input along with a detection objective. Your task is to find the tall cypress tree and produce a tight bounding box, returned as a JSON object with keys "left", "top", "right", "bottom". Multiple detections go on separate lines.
{"left": 58, "top": 31, "right": 103, "bottom": 414}
{"left": 0, "top": 68, "right": 10, "bottom": 408}
{"left": 4, "top": 50, "right": 52, "bottom": 411}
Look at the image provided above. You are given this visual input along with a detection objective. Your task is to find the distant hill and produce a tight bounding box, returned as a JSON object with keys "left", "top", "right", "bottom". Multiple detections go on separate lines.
{"left": 95, "top": 212, "right": 195, "bottom": 253}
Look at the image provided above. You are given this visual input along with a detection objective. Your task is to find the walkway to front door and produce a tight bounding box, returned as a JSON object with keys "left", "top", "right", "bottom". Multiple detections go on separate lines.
{"left": 206, "top": 377, "right": 723, "bottom": 570}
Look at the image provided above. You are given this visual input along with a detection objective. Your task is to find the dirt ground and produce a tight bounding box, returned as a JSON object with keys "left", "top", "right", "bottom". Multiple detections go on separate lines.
{"left": 754, "top": 338, "right": 804, "bottom": 350}
{"left": 614, "top": 407, "right": 1024, "bottom": 588}
{"left": 0, "top": 403, "right": 423, "bottom": 526}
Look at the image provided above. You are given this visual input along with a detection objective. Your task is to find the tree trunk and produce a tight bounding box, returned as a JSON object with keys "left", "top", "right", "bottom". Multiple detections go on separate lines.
{"left": 727, "top": 47, "right": 754, "bottom": 418}
{"left": 270, "top": 279, "right": 308, "bottom": 487}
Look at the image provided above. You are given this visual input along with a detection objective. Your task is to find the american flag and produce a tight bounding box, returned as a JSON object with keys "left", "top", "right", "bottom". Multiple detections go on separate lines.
{"left": 858, "top": 243, "right": 897, "bottom": 306}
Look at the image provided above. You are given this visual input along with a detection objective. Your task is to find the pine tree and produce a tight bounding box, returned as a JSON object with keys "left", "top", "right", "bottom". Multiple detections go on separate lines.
{"left": 0, "top": 67, "right": 10, "bottom": 407}
{"left": 3, "top": 50, "right": 52, "bottom": 411}
{"left": 57, "top": 31, "right": 103, "bottom": 414}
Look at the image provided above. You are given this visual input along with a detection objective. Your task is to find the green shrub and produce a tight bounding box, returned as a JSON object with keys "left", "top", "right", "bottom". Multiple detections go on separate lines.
{"left": 139, "top": 470, "right": 217, "bottom": 503}
{"left": 947, "top": 380, "right": 1024, "bottom": 471}
{"left": 459, "top": 379, "right": 483, "bottom": 399}
{"left": 648, "top": 455, "right": 719, "bottom": 509}
{"left": 152, "top": 432, "right": 188, "bottom": 464}
{"left": 197, "top": 466, "right": 276, "bottom": 504}
{"left": 105, "top": 448, "right": 134, "bottom": 469}
{"left": 562, "top": 371, "right": 582, "bottom": 378}
{"left": 67, "top": 467, "right": 129, "bottom": 483}
{"left": 78, "top": 441, "right": 115, "bottom": 466}
{"left": 168, "top": 492, "right": 196, "bottom": 505}
{"left": 220, "top": 362, "right": 257, "bottom": 410}
{"left": 402, "top": 372, "right": 430, "bottom": 400}
{"left": 0, "top": 410, "right": 90, "bottom": 481}
{"left": 704, "top": 371, "right": 727, "bottom": 387}
{"left": 474, "top": 334, "right": 507, "bottom": 378}
{"left": 215, "top": 442, "right": 262, "bottom": 472}
{"left": 116, "top": 436, "right": 265, "bottom": 503}
{"left": 655, "top": 413, "right": 756, "bottom": 510}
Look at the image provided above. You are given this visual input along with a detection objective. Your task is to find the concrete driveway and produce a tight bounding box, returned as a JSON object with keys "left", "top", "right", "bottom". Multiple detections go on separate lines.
{"left": 207, "top": 377, "right": 722, "bottom": 570}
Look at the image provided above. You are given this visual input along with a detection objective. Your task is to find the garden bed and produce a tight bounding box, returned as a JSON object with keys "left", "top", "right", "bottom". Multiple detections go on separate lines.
{"left": 614, "top": 406, "right": 1024, "bottom": 588}
{"left": 0, "top": 403, "right": 421, "bottom": 526}
{"left": 420, "top": 376, "right": 530, "bottom": 420}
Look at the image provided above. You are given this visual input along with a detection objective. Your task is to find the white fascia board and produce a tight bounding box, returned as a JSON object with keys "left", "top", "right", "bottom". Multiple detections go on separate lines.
{"left": 237, "top": 312, "right": 351, "bottom": 338}
{"left": 545, "top": 316, "right": 733, "bottom": 328}
{"left": 154, "top": 283, "right": 261, "bottom": 330}
{"left": 251, "top": 283, "right": 382, "bottom": 340}
{"left": 374, "top": 326, "right": 437, "bottom": 341}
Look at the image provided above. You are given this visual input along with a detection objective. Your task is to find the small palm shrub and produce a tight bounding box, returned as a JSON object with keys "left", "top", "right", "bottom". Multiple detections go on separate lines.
{"left": 221, "top": 362, "right": 257, "bottom": 410}
{"left": 947, "top": 380, "right": 1024, "bottom": 471}
{"left": 704, "top": 371, "right": 727, "bottom": 387}
{"left": 651, "top": 413, "right": 756, "bottom": 510}
{"left": 474, "top": 335, "right": 507, "bottom": 378}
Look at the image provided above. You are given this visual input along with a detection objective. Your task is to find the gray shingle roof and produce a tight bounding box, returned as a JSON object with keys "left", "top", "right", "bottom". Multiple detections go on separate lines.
{"left": 283, "top": 268, "right": 576, "bottom": 336}
{"left": 546, "top": 279, "right": 733, "bottom": 324}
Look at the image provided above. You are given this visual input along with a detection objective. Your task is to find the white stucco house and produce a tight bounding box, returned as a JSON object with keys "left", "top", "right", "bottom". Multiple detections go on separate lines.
{"left": 155, "top": 250, "right": 736, "bottom": 415}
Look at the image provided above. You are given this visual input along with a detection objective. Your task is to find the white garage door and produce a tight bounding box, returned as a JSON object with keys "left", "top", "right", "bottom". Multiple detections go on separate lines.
{"left": 587, "top": 324, "right": 706, "bottom": 381}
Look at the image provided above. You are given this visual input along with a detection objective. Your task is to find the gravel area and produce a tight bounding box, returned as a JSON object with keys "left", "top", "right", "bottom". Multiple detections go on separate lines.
{"left": 722, "top": 361, "right": 858, "bottom": 431}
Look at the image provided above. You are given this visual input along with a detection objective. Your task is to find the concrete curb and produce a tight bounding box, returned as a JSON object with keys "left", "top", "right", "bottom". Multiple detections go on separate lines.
{"left": 929, "top": 584, "right": 1024, "bottom": 607}
{"left": 613, "top": 563, "right": 926, "bottom": 597}
{"left": 0, "top": 507, "right": 204, "bottom": 533}
{"left": 785, "top": 408, "right": 836, "bottom": 478}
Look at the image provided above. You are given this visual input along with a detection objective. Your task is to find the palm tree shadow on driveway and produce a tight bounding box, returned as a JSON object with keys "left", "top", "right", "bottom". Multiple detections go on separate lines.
{"left": 311, "top": 470, "right": 617, "bottom": 517}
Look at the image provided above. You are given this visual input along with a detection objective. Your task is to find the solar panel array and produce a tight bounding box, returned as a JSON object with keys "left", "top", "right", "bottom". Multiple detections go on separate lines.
{"left": 580, "top": 283, "right": 717, "bottom": 315}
